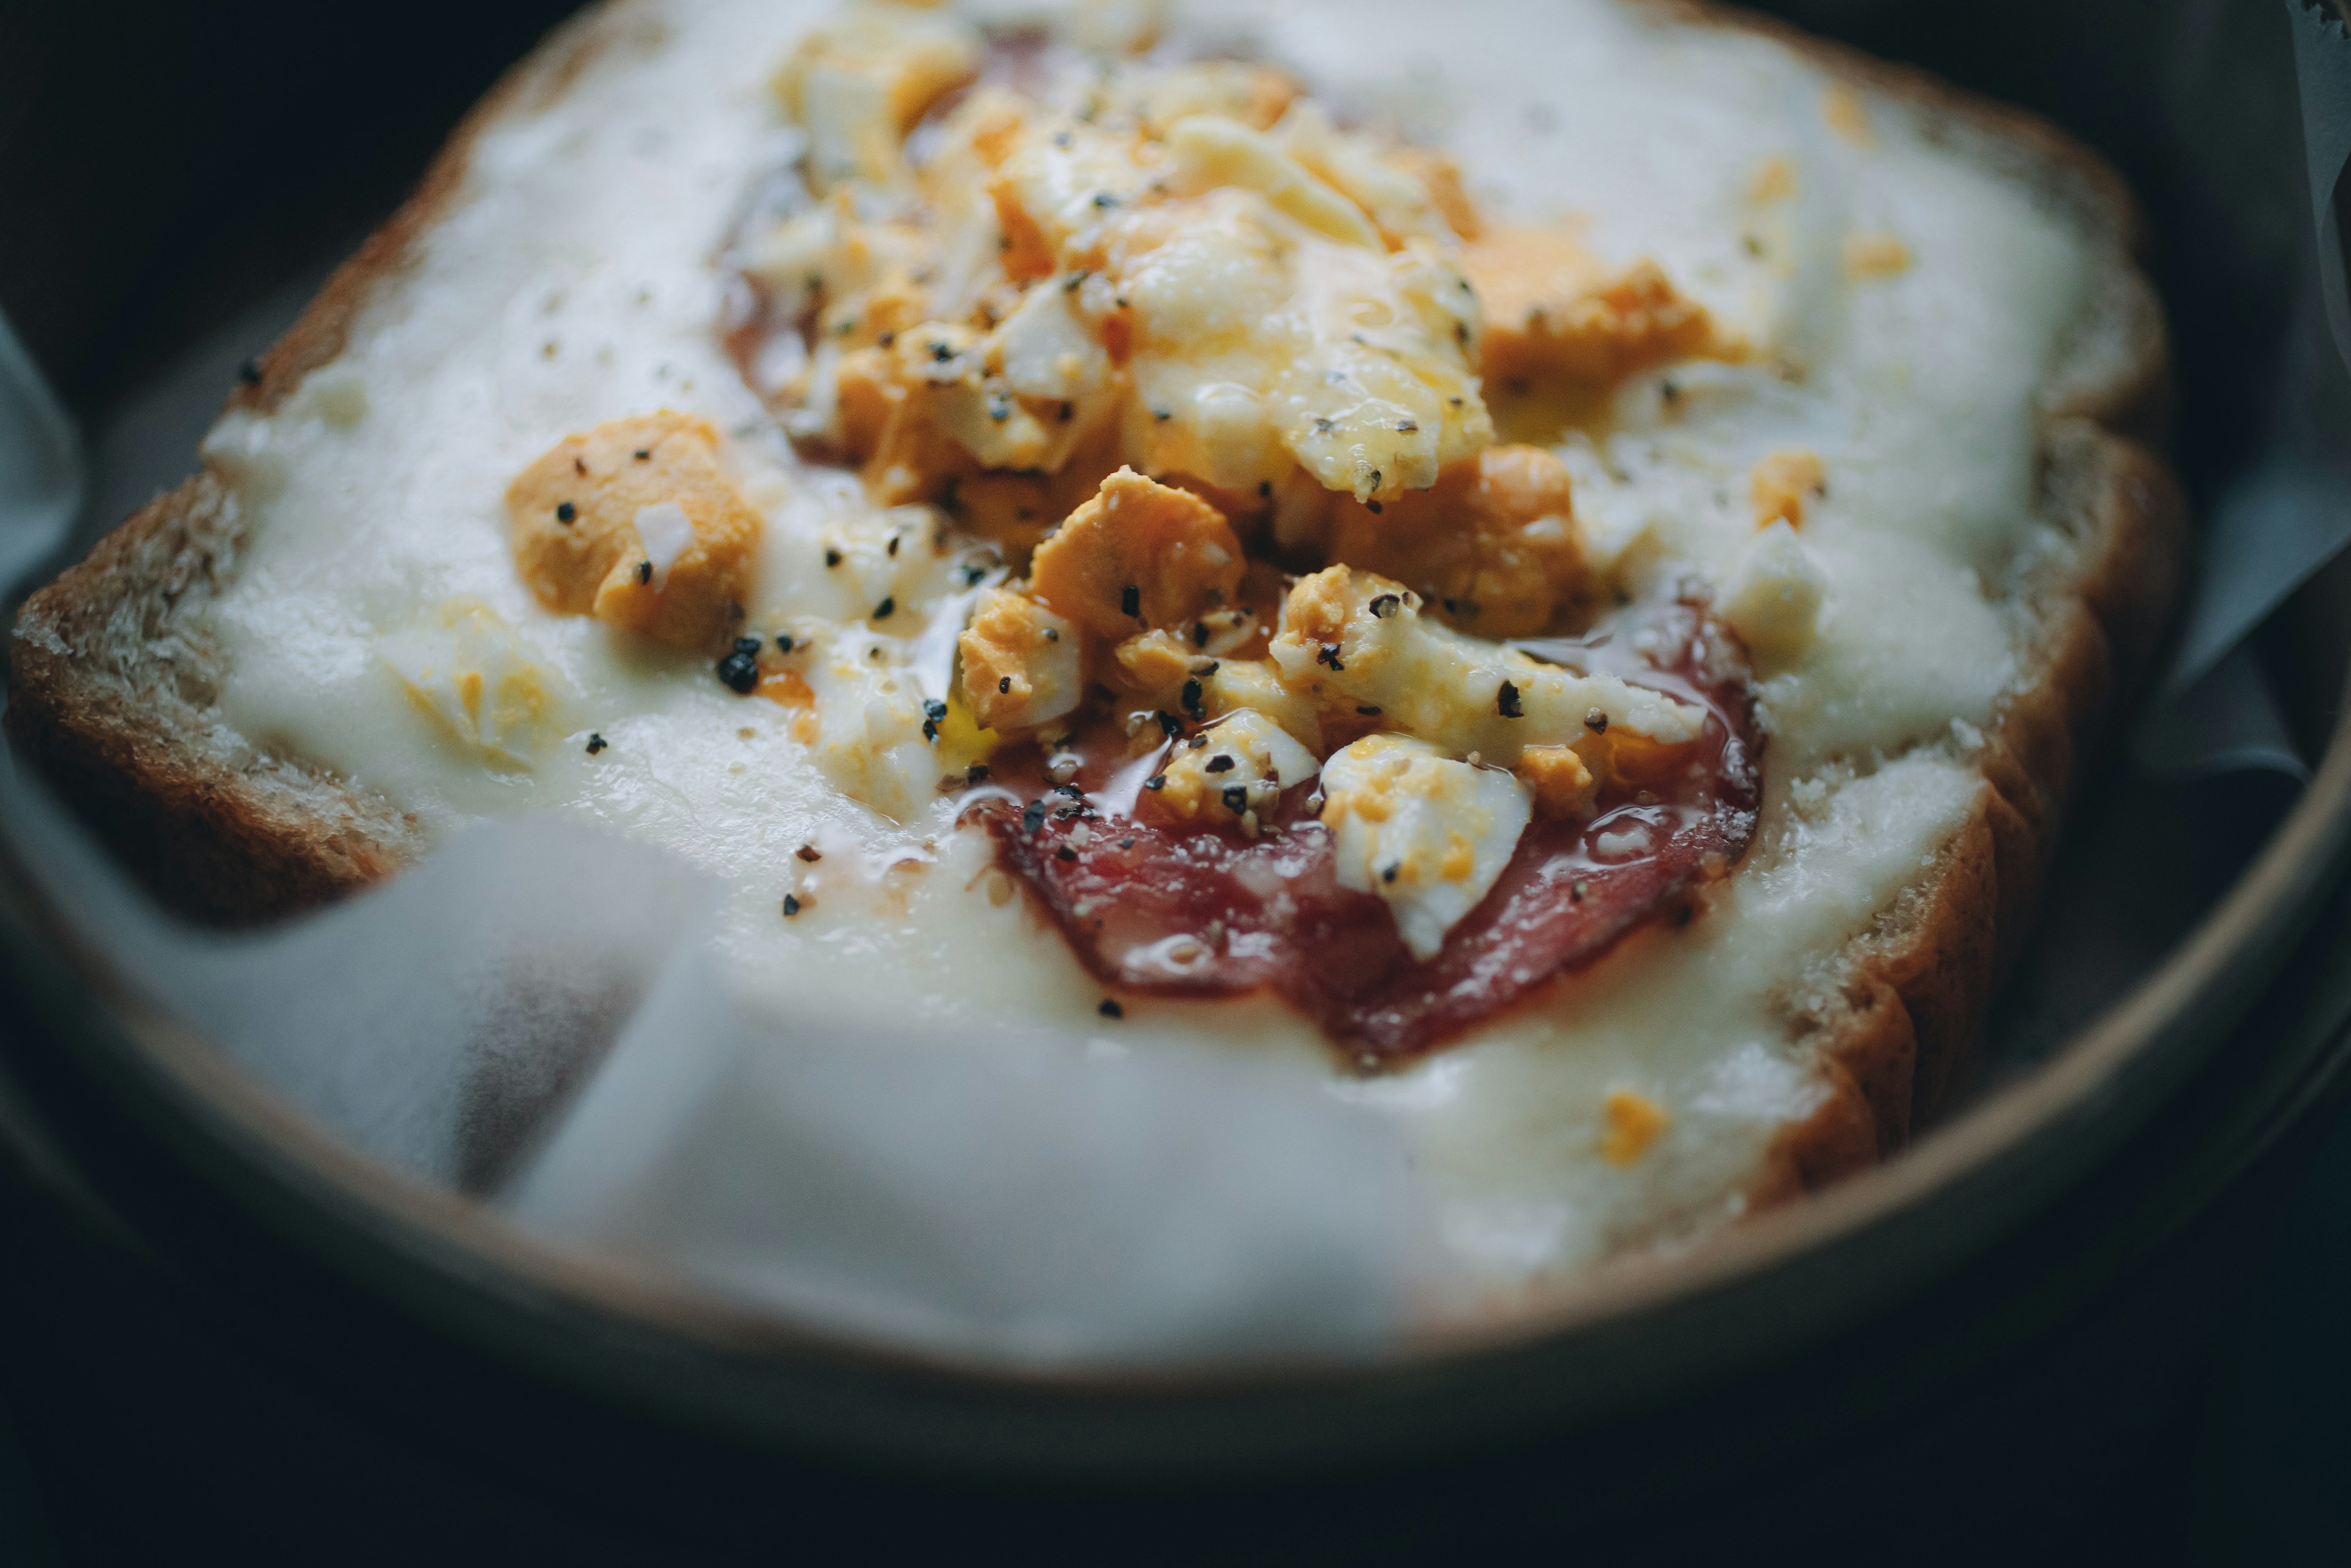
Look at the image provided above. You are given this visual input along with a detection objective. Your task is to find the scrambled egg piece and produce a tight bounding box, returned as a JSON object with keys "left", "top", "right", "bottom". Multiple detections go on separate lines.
{"left": 1273, "top": 101, "right": 1468, "bottom": 249}
{"left": 772, "top": 0, "right": 980, "bottom": 191}
{"left": 1719, "top": 519, "right": 1825, "bottom": 663}
{"left": 1152, "top": 708, "right": 1321, "bottom": 830}
{"left": 1599, "top": 1089, "right": 1671, "bottom": 1165}
{"left": 959, "top": 586, "right": 1082, "bottom": 731}
{"left": 1462, "top": 226, "right": 1724, "bottom": 389}
{"left": 1201, "top": 658, "right": 1324, "bottom": 752}
{"left": 378, "top": 599, "right": 565, "bottom": 768}
{"left": 1028, "top": 468, "right": 1243, "bottom": 639}
{"left": 1106, "top": 59, "right": 1300, "bottom": 137}
{"left": 1750, "top": 449, "right": 1825, "bottom": 529}
{"left": 1110, "top": 626, "right": 1199, "bottom": 702}
{"left": 744, "top": 193, "right": 932, "bottom": 346}
{"left": 762, "top": 58, "right": 1492, "bottom": 512}
{"left": 1516, "top": 743, "right": 1596, "bottom": 820}
{"left": 506, "top": 412, "right": 761, "bottom": 653}
{"left": 1322, "top": 444, "right": 1589, "bottom": 637}
{"left": 806, "top": 638, "right": 948, "bottom": 821}
{"left": 1319, "top": 734, "right": 1531, "bottom": 959}
{"left": 1269, "top": 566, "right": 1705, "bottom": 768}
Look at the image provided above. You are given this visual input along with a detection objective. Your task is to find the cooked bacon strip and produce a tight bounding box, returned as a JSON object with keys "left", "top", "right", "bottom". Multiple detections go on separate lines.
{"left": 974, "top": 602, "right": 1760, "bottom": 1065}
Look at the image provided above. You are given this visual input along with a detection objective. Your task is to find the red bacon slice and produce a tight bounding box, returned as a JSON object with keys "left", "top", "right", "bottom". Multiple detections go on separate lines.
{"left": 973, "top": 602, "right": 1760, "bottom": 1067}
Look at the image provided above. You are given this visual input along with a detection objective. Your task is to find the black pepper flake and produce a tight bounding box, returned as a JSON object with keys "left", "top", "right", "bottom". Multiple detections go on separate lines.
{"left": 555, "top": 501, "right": 577, "bottom": 523}
{"left": 716, "top": 646, "right": 760, "bottom": 693}
{"left": 585, "top": 733, "right": 608, "bottom": 754}
{"left": 1395, "top": 419, "right": 1418, "bottom": 433}
{"left": 997, "top": 676, "right": 1012, "bottom": 695}
{"left": 1204, "top": 754, "right": 1235, "bottom": 773}
{"left": 1043, "top": 627, "right": 1060, "bottom": 642}
{"left": 1063, "top": 269, "right": 1090, "bottom": 293}
{"left": 1144, "top": 775, "right": 1168, "bottom": 791}
{"left": 1058, "top": 401, "right": 1074, "bottom": 423}
{"left": 1118, "top": 838, "right": 1134, "bottom": 850}
{"left": 1053, "top": 782, "right": 1087, "bottom": 801}
{"left": 776, "top": 633, "right": 795, "bottom": 654}
{"left": 1056, "top": 845, "right": 1078, "bottom": 862}
{"left": 1317, "top": 642, "right": 1344, "bottom": 671}
{"left": 1673, "top": 903, "right": 1696, "bottom": 928}
{"left": 1055, "top": 805, "right": 1091, "bottom": 822}
{"left": 1191, "top": 621, "right": 1210, "bottom": 648}
{"left": 1313, "top": 416, "right": 1335, "bottom": 433}
{"left": 637, "top": 560, "right": 653, "bottom": 585}
{"left": 964, "top": 565, "right": 989, "bottom": 587}
{"left": 1188, "top": 735, "right": 1209, "bottom": 750}
{"left": 1152, "top": 407, "right": 1171, "bottom": 422}
{"left": 1355, "top": 705, "right": 1382, "bottom": 716}
{"left": 1660, "top": 380, "right": 1682, "bottom": 405}
{"left": 783, "top": 894, "right": 802, "bottom": 917}
{"left": 873, "top": 596, "right": 896, "bottom": 620}
{"left": 1098, "top": 999, "right": 1124, "bottom": 1019}
{"left": 1368, "top": 593, "right": 1400, "bottom": 618}
{"left": 1257, "top": 481, "right": 1272, "bottom": 500}
{"left": 930, "top": 340, "right": 954, "bottom": 362}
{"left": 1497, "top": 681, "right": 1523, "bottom": 718}
{"left": 824, "top": 548, "right": 842, "bottom": 568}
{"left": 1120, "top": 584, "right": 1141, "bottom": 619}
{"left": 878, "top": 331, "right": 897, "bottom": 348}
{"left": 1221, "top": 786, "right": 1249, "bottom": 813}
{"left": 887, "top": 535, "right": 900, "bottom": 557}
{"left": 966, "top": 764, "right": 990, "bottom": 784}
{"left": 988, "top": 394, "right": 1011, "bottom": 422}
{"left": 923, "top": 699, "right": 948, "bottom": 722}
{"left": 1570, "top": 880, "right": 1589, "bottom": 902}
{"left": 1367, "top": 500, "right": 1385, "bottom": 515}
{"left": 633, "top": 448, "right": 651, "bottom": 460}
{"left": 236, "top": 358, "right": 263, "bottom": 386}
{"left": 1092, "top": 191, "right": 1119, "bottom": 208}
{"left": 1455, "top": 321, "right": 1471, "bottom": 345}
{"left": 797, "top": 844, "right": 822, "bottom": 863}
{"left": 1157, "top": 711, "right": 1182, "bottom": 738}
{"left": 1191, "top": 659, "right": 1219, "bottom": 677}
{"left": 1180, "top": 677, "right": 1205, "bottom": 720}
{"left": 573, "top": 457, "right": 588, "bottom": 477}
{"left": 1584, "top": 708, "right": 1609, "bottom": 733}
{"left": 1381, "top": 862, "right": 1400, "bottom": 884}
{"left": 1021, "top": 798, "right": 1049, "bottom": 833}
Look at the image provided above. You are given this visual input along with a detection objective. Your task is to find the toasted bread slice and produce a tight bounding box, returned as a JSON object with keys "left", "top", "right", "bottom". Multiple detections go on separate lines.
{"left": 5, "top": 0, "right": 2184, "bottom": 1203}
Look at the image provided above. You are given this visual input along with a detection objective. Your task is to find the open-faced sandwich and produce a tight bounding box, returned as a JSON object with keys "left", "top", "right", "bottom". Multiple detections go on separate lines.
{"left": 9, "top": 0, "right": 2183, "bottom": 1286}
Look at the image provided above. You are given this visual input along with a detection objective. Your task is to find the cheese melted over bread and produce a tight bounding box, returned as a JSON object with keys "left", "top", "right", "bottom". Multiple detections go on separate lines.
{"left": 13, "top": 0, "right": 2178, "bottom": 1293}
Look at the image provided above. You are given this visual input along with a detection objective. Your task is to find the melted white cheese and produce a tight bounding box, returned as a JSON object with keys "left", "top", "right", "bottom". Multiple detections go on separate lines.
{"left": 194, "top": 0, "right": 2091, "bottom": 1289}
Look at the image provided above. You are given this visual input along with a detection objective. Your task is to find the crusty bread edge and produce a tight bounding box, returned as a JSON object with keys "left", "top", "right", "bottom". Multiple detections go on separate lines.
{"left": 1673, "top": 2, "right": 2191, "bottom": 1190}
{"left": 5, "top": 3, "right": 2185, "bottom": 1192}
{"left": 4, "top": 6, "right": 622, "bottom": 924}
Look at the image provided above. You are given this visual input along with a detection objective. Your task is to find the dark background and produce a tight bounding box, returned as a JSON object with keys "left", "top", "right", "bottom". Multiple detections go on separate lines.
{"left": 1, "top": 0, "right": 2347, "bottom": 1561}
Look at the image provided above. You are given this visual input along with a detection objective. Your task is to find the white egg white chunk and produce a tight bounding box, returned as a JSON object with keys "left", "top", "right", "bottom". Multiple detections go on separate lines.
{"left": 1321, "top": 736, "right": 1532, "bottom": 961}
